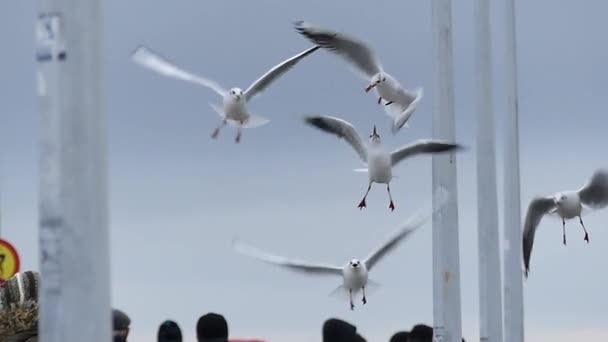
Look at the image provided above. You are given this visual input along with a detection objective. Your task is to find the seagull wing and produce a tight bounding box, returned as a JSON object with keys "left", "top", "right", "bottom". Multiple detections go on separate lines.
{"left": 522, "top": 196, "right": 557, "bottom": 277}
{"left": 130, "top": 45, "right": 227, "bottom": 96}
{"left": 294, "top": 21, "right": 382, "bottom": 80}
{"left": 364, "top": 186, "right": 450, "bottom": 271}
{"left": 233, "top": 238, "right": 343, "bottom": 276}
{"left": 303, "top": 115, "right": 368, "bottom": 163}
{"left": 578, "top": 169, "right": 608, "bottom": 209}
{"left": 390, "top": 139, "right": 463, "bottom": 167}
{"left": 244, "top": 45, "right": 320, "bottom": 102}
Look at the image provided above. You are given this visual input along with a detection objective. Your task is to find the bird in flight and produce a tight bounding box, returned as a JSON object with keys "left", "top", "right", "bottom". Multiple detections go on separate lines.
{"left": 522, "top": 168, "right": 608, "bottom": 277}
{"left": 303, "top": 114, "right": 463, "bottom": 211}
{"left": 131, "top": 44, "right": 319, "bottom": 143}
{"left": 293, "top": 21, "right": 423, "bottom": 135}
{"left": 233, "top": 187, "right": 448, "bottom": 310}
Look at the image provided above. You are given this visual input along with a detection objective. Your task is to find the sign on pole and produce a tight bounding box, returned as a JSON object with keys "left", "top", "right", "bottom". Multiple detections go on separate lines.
{"left": 0, "top": 239, "right": 20, "bottom": 283}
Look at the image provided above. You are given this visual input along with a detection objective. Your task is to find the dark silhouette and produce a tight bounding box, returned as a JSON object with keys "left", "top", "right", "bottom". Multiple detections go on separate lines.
{"left": 196, "top": 313, "right": 229, "bottom": 342}
{"left": 112, "top": 308, "right": 131, "bottom": 342}
{"left": 389, "top": 331, "right": 410, "bottom": 342}
{"left": 158, "top": 320, "right": 182, "bottom": 342}
{"left": 322, "top": 318, "right": 366, "bottom": 342}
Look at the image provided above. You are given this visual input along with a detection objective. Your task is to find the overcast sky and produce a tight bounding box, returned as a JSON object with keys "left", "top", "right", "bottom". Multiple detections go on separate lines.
{"left": 2, "top": 1, "right": 608, "bottom": 341}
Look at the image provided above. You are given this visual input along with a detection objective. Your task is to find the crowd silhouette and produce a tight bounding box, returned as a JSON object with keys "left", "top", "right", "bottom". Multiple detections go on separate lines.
{"left": 1, "top": 270, "right": 467, "bottom": 341}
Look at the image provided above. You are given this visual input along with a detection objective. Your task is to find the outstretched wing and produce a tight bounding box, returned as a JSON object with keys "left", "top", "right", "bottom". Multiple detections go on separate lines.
{"left": 363, "top": 186, "right": 450, "bottom": 271}
{"left": 131, "top": 45, "right": 227, "bottom": 96}
{"left": 233, "top": 238, "right": 342, "bottom": 276}
{"left": 522, "top": 196, "right": 557, "bottom": 277}
{"left": 578, "top": 169, "right": 608, "bottom": 209}
{"left": 303, "top": 115, "right": 368, "bottom": 163}
{"left": 390, "top": 139, "right": 463, "bottom": 167}
{"left": 244, "top": 45, "right": 320, "bottom": 102}
{"left": 294, "top": 21, "right": 382, "bottom": 80}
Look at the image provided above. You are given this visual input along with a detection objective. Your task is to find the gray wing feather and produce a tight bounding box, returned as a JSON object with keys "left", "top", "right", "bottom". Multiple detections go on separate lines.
{"left": 390, "top": 139, "right": 463, "bottom": 167}
{"left": 244, "top": 45, "right": 320, "bottom": 102}
{"left": 233, "top": 238, "right": 343, "bottom": 276}
{"left": 294, "top": 21, "right": 382, "bottom": 79}
{"left": 130, "top": 45, "right": 227, "bottom": 96}
{"left": 578, "top": 169, "right": 608, "bottom": 208}
{"left": 522, "top": 196, "right": 556, "bottom": 277}
{"left": 303, "top": 115, "right": 368, "bottom": 163}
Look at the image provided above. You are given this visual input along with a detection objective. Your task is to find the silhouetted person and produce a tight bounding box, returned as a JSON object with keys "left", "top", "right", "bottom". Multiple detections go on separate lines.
{"left": 408, "top": 324, "right": 465, "bottom": 342}
{"left": 322, "top": 318, "right": 366, "bottom": 342}
{"left": 389, "top": 331, "right": 410, "bottom": 342}
{"left": 196, "top": 313, "right": 228, "bottom": 342}
{"left": 158, "top": 320, "right": 182, "bottom": 342}
{"left": 112, "top": 308, "right": 131, "bottom": 342}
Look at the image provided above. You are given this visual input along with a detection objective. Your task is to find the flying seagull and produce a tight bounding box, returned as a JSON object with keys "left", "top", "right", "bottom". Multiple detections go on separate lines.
{"left": 130, "top": 44, "right": 319, "bottom": 143}
{"left": 522, "top": 169, "right": 608, "bottom": 277}
{"left": 233, "top": 187, "right": 449, "bottom": 310}
{"left": 293, "top": 21, "right": 423, "bottom": 135}
{"left": 303, "top": 114, "right": 463, "bottom": 211}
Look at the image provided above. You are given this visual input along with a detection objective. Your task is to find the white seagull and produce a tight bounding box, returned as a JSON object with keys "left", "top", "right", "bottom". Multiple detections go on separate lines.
{"left": 522, "top": 169, "right": 608, "bottom": 277}
{"left": 303, "top": 114, "right": 463, "bottom": 211}
{"left": 293, "top": 21, "right": 423, "bottom": 135}
{"left": 233, "top": 187, "right": 448, "bottom": 310}
{"left": 130, "top": 44, "right": 320, "bottom": 143}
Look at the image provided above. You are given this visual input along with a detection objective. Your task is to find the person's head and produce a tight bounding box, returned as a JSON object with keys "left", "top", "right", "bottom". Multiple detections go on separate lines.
{"left": 112, "top": 308, "right": 131, "bottom": 342}
{"left": 196, "top": 313, "right": 228, "bottom": 341}
{"left": 389, "top": 331, "right": 410, "bottom": 342}
{"left": 158, "top": 320, "right": 182, "bottom": 342}
{"left": 322, "top": 318, "right": 366, "bottom": 342}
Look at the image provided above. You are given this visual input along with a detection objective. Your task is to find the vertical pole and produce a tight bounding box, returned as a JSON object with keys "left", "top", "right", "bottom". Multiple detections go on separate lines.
{"left": 474, "top": 0, "right": 504, "bottom": 341}
{"left": 503, "top": 0, "right": 525, "bottom": 340}
{"left": 431, "top": 0, "right": 463, "bottom": 341}
{"left": 36, "top": 0, "right": 111, "bottom": 341}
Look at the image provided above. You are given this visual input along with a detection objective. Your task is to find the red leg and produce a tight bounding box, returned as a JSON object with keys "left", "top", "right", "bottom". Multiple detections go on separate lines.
{"left": 358, "top": 183, "right": 372, "bottom": 209}
{"left": 387, "top": 184, "right": 395, "bottom": 211}
{"left": 377, "top": 97, "right": 382, "bottom": 104}
{"left": 362, "top": 286, "right": 367, "bottom": 305}
{"left": 579, "top": 216, "right": 589, "bottom": 243}
{"left": 562, "top": 218, "right": 567, "bottom": 245}
{"left": 349, "top": 289, "right": 354, "bottom": 310}
{"left": 212, "top": 119, "right": 227, "bottom": 139}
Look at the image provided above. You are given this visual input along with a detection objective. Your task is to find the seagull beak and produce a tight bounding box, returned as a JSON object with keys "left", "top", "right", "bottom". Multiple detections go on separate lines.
{"left": 372, "top": 125, "right": 377, "bottom": 137}
{"left": 365, "top": 84, "right": 375, "bottom": 92}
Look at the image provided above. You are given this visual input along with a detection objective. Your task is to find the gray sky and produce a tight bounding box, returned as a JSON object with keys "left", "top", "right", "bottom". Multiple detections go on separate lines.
{"left": 2, "top": 0, "right": 608, "bottom": 341}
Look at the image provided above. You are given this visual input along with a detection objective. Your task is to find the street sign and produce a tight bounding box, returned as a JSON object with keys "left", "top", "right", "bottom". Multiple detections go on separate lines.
{"left": 0, "top": 239, "right": 20, "bottom": 282}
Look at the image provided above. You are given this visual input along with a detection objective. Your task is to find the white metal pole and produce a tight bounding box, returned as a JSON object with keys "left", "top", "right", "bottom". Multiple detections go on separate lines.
{"left": 36, "top": 0, "right": 111, "bottom": 341}
{"left": 431, "top": 0, "right": 463, "bottom": 341}
{"left": 474, "top": 0, "right": 504, "bottom": 341}
{"left": 503, "top": 0, "right": 525, "bottom": 340}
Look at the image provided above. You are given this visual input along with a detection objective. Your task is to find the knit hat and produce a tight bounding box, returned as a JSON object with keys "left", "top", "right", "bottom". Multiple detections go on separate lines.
{"left": 112, "top": 308, "right": 131, "bottom": 331}
{"left": 157, "top": 320, "right": 182, "bottom": 342}
{"left": 322, "top": 318, "right": 366, "bottom": 342}
{"left": 196, "top": 313, "right": 228, "bottom": 341}
{"left": 389, "top": 331, "right": 410, "bottom": 342}
{"left": 0, "top": 271, "right": 41, "bottom": 341}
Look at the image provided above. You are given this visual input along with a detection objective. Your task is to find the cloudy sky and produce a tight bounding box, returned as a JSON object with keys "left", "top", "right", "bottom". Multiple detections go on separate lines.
{"left": 2, "top": 0, "right": 608, "bottom": 341}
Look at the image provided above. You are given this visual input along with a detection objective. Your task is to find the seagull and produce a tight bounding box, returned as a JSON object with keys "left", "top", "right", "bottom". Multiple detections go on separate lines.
{"left": 293, "top": 21, "right": 423, "bottom": 135}
{"left": 130, "top": 44, "right": 320, "bottom": 143}
{"left": 303, "top": 114, "right": 463, "bottom": 211}
{"left": 522, "top": 169, "right": 608, "bottom": 277}
{"left": 233, "top": 187, "right": 448, "bottom": 310}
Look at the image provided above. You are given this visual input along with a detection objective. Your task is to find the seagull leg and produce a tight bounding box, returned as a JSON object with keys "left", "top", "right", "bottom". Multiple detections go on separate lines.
{"left": 362, "top": 286, "right": 367, "bottom": 305}
{"left": 387, "top": 184, "right": 395, "bottom": 211}
{"left": 211, "top": 119, "right": 227, "bottom": 139}
{"left": 384, "top": 101, "right": 394, "bottom": 106}
{"left": 377, "top": 97, "right": 382, "bottom": 105}
{"left": 358, "top": 183, "right": 372, "bottom": 209}
{"left": 579, "top": 216, "right": 590, "bottom": 243}
{"left": 349, "top": 289, "right": 354, "bottom": 310}
{"left": 562, "top": 218, "right": 567, "bottom": 245}
{"left": 235, "top": 125, "right": 242, "bottom": 144}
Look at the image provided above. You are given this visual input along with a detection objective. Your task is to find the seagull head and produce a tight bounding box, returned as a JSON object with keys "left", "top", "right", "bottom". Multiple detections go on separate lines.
{"left": 349, "top": 259, "right": 361, "bottom": 269}
{"left": 229, "top": 87, "right": 244, "bottom": 101}
{"left": 365, "top": 73, "right": 386, "bottom": 92}
{"left": 554, "top": 193, "right": 568, "bottom": 205}
{"left": 369, "top": 125, "right": 381, "bottom": 144}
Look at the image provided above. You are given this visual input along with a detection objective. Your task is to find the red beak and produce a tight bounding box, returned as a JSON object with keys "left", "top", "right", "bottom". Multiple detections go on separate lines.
{"left": 365, "top": 84, "right": 375, "bottom": 92}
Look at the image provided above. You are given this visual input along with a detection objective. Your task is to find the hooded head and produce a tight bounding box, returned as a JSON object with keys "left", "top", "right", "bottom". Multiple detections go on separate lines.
{"left": 322, "top": 318, "right": 366, "bottom": 342}
{"left": 196, "top": 313, "right": 228, "bottom": 342}
{"left": 158, "top": 320, "right": 182, "bottom": 342}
